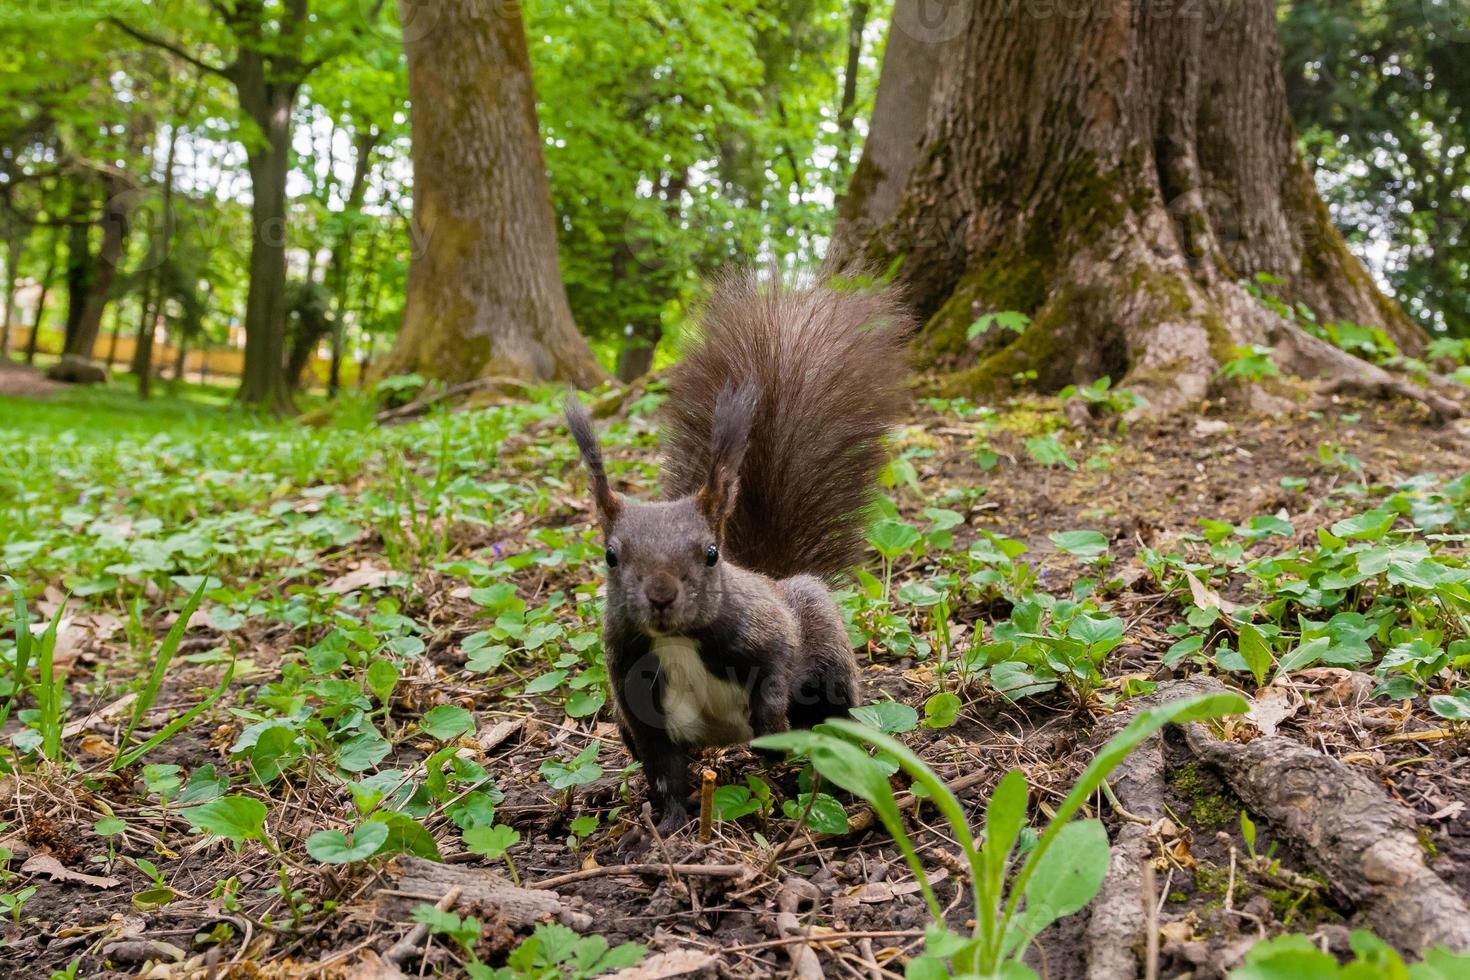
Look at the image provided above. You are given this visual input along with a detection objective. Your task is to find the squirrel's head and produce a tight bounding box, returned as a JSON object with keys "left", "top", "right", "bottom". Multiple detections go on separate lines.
{"left": 565, "top": 384, "right": 756, "bottom": 636}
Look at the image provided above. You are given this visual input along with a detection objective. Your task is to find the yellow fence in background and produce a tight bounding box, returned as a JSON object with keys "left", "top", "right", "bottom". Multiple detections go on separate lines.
{"left": 4, "top": 326, "right": 353, "bottom": 389}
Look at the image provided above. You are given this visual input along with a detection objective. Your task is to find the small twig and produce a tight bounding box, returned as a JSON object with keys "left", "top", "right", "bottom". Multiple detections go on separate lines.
{"left": 857, "top": 938, "right": 883, "bottom": 980}
{"left": 1101, "top": 779, "right": 1153, "bottom": 825}
{"left": 531, "top": 863, "right": 749, "bottom": 890}
{"left": 640, "top": 802, "right": 679, "bottom": 887}
{"left": 1224, "top": 841, "right": 1239, "bottom": 913}
{"left": 725, "top": 930, "right": 923, "bottom": 954}
{"left": 383, "top": 886, "right": 461, "bottom": 967}
{"left": 698, "top": 768, "right": 716, "bottom": 844}
{"left": 1143, "top": 859, "right": 1159, "bottom": 980}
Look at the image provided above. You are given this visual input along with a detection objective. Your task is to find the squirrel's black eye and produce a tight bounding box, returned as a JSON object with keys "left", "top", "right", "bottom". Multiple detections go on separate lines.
{"left": 605, "top": 547, "right": 619, "bottom": 568}
{"left": 705, "top": 545, "right": 719, "bottom": 567}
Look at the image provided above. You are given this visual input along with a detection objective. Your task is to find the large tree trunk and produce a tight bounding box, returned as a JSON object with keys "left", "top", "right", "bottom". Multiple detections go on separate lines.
{"left": 378, "top": 0, "right": 604, "bottom": 388}
{"left": 831, "top": 0, "right": 966, "bottom": 261}
{"left": 236, "top": 85, "right": 295, "bottom": 412}
{"left": 852, "top": 0, "right": 1439, "bottom": 414}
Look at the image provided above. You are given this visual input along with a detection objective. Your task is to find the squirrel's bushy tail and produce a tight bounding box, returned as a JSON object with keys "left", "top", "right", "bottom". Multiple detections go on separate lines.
{"left": 661, "top": 270, "right": 911, "bottom": 580}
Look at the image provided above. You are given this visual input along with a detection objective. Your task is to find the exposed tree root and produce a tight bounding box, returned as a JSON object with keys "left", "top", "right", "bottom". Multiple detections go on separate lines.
{"left": 1270, "top": 320, "right": 1464, "bottom": 422}
{"left": 1176, "top": 681, "right": 1470, "bottom": 954}
{"left": 1084, "top": 678, "right": 1220, "bottom": 980}
{"left": 374, "top": 856, "right": 593, "bottom": 931}
{"left": 373, "top": 375, "right": 531, "bottom": 425}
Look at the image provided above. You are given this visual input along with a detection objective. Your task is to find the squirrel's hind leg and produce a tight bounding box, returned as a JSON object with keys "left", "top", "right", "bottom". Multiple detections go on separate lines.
{"left": 787, "top": 650, "right": 858, "bottom": 730}
{"left": 780, "top": 576, "right": 862, "bottom": 731}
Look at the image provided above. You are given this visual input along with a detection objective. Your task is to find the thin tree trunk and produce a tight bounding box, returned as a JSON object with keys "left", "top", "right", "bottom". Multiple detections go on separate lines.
{"left": 135, "top": 116, "right": 184, "bottom": 399}
{"left": 615, "top": 320, "right": 660, "bottom": 382}
{"left": 1, "top": 226, "right": 23, "bottom": 357}
{"left": 130, "top": 272, "right": 159, "bottom": 394}
{"left": 106, "top": 298, "right": 125, "bottom": 366}
{"left": 852, "top": 0, "right": 1436, "bottom": 415}
{"left": 26, "top": 229, "right": 61, "bottom": 364}
{"left": 63, "top": 196, "right": 92, "bottom": 352}
{"left": 171, "top": 333, "right": 188, "bottom": 386}
{"left": 321, "top": 127, "right": 377, "bottom": 395}
{"left": 378, "top": 0, "right": 604, "bottom": 388}
{"left": 833, "top": 0, "right": 870, "bottom": 181}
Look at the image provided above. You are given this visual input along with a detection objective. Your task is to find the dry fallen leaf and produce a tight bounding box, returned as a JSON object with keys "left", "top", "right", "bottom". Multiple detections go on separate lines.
{"left": 78, "top": 734, "right": 117, "bottom": 759}
{"left": 1185, "top": 571, "right": 1241, "bottom": 615}
{"left": 1159, "top": 920, "right": 1195, "bottom": 944}
{"left": 21, "top": 853, "right": 120, "bottom": 889}
{"left": 1165, "top": 836, "right": 1196, "bottom": 869}
{"left": 1192, "top": 419, "right": 1230, "bottom": 438}
{"left": 1427, "top": 801, "right": 1466, "bottom": 821}
{"left": 853, "top": 868, "right": 948, "bottom": 903}
{"left": 345, "top": 951, "right": 409, "bottom": 980}
{"left": 605, "top": 950, "right": 719, "bottom": 980}
{"left": 325, "top": 563, "right": 400, "bottom": 595}
{"left": 63, "top": 692, "right": 138, "bottom": 739}
{"left": 477, "top": 719, "right": 524, "bottom": 754}
{"left": 1246, "top": 685, "right": 1301, "bottom": 737}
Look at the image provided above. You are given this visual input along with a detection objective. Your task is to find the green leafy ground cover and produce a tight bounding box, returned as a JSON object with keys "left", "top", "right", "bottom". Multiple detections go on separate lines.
{"left": 1, "top": 380, "right": 1468, "bottom": 977}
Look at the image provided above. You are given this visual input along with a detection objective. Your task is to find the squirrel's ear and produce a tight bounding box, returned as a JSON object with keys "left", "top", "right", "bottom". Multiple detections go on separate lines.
{"left": 695, "top": 383, "right": 757, "bottom": 533}
{"left": 565, "top": 394, "right": 623, "bottom": 531}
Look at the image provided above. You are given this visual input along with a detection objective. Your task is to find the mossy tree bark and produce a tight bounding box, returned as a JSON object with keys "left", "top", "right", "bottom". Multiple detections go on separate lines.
{"left": 377, "top": 0, "right": 604, "bottom": 389}
{"left": 830, "top": 0, "right": 966, "bottom": 261}
{"left": 854, "top": 0, "right": 1446, "bottom": 415}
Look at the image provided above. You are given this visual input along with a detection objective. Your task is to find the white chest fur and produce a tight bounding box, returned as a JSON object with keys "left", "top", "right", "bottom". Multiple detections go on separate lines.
{"left": 652, "top": 636, "right": 754, "bottom": 746}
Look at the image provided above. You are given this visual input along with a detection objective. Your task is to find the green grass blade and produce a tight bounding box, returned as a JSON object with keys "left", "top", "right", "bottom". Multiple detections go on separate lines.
{"left": 823, "top": 718, "right": 989, "bottom": 941}
{"left": 0, "top": 577, "right": 34, "bottom": 731}
{"left": 35, "top": 594, "right": 68, "bottom": 762}
{"left": 118, "top": 577, "right": 210, "bottom": 753}
{"left": 114, "top": 659, "right": 235, "bottom": 770}
{"left": 999, "top": 691, "right": 1246, "bottom": 959}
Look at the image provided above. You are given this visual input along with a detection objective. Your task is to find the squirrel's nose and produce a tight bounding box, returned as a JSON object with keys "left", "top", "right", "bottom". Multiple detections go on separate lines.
{"left": 644, "top": 574, "right": 679, "bottom": 611}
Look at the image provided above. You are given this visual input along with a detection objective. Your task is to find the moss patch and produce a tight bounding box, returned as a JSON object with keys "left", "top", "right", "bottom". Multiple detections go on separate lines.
{"left": 1171, "top": 762, "right": 1238, "bottom": 830}
{"left": 916, "top": 153, "right": 1135, "bottom": 373}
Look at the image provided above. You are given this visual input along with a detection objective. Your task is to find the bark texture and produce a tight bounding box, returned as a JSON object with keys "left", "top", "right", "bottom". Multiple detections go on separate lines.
{"left": 831, "top": 0, "right": 965, "bottom": 261}
{"left": 857, "top": 0, "right": 1434, "bottom": 413}
{"left": 1184, "top": 723, "right": 1470, "bottom": 954}
{"left": 378, "top": 0, "right": 603, "bottom": 388}
{"left": 235, "top": 85, "right": 296, "bottom": 411}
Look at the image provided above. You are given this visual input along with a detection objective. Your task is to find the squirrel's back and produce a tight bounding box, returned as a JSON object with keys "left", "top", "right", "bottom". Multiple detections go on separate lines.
{"left": 660, "top": 271, "right": 911, "bottom": 580}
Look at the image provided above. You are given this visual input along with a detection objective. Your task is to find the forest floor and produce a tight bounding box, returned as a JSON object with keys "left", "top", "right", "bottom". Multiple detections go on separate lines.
{"left": 1, "top": 377, "right": 1468, "bottom": 979}
{"left": 0, "top": 359, "right": 63, "bottom": 398}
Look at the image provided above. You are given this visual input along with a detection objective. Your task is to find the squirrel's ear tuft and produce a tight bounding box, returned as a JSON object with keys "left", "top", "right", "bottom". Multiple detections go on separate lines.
{"left": 565, "top": 394, "right": 622, "bottom": 531}
{"left": 696, "top": 383, "right": 757, "bottom": 533}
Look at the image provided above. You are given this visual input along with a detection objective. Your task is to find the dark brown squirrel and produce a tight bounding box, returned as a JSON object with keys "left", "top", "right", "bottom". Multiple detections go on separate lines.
{"left": 565, "top": 271, "right": 910, "bottom": 832}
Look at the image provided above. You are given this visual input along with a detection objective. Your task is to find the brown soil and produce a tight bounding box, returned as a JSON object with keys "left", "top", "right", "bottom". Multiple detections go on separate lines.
{"left": 0, "top": 359, "right": 63, "bottom": 398}
{"left": 3, "top": 395, "right": 1468, "bottom": 978}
